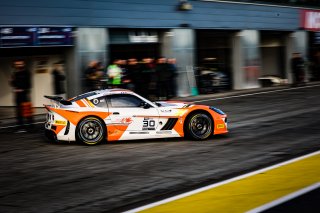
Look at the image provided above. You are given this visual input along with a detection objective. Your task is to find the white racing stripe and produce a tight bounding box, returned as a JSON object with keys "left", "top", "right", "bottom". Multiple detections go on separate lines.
{"left": 124, "top": 150, "right": 320, "bottom": 213}
{"left": 246, "top": 182, "right": 320, "bottom": 213}
{"left": 193, "top": 84, "right": 320, "bottom": 103}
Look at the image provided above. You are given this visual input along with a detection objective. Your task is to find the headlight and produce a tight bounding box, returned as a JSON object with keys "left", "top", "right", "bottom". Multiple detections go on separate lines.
{"left": 209, "top": 106, "right": 225, "bottom": 115}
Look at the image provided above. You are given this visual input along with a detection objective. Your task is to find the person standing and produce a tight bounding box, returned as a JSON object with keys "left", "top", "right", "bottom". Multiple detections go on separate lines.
{"left": 167, "top": 58, "right": 178, "bottom": 98}
{"left": 139, "top": 58, "right": 155, "bottom": 98}
{"left": 291, "top": 52, "right": 305, "bottom": 86}
{"left": 10, "top": 59, "right": 33, "bottom": 132}
{"left": 155, "top": 57, "right": 170, "bottom": 100}
{"left": 107, "top": 59, "right": 122, "bottom": 88}
{"left": 126, "top": 58, "right": 140, "bottom": 91}
{"left": 146, "top": 58, "right": 157, "bottom": 100}
{"left": 94, "top": 61, "right": 107, "bottom": 90}
{"left": 118, "top": 59, "right": 128, "bottom": 88}
{"left": 52, "top": 62, "right": 66, "bottom": 96}
{"left": 84, "top": 60, "right": 98, "bottom": 91}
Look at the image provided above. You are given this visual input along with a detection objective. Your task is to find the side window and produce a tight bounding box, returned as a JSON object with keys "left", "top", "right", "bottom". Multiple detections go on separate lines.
{"left": 90, "top": 97, "right": 108, "bottom": 108}
{"left": 107, "top": 94, "right": 143, "bottom": 108}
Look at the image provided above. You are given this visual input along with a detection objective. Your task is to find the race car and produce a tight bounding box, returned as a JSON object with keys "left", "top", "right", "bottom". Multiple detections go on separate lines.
{"left": 44, "top": 89, "right": 228, "bottom": 145}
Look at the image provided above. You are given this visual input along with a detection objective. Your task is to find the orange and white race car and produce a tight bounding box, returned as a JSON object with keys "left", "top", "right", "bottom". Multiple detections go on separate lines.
{"left": 44, "top": 89, "right": 228, "bottom": 145}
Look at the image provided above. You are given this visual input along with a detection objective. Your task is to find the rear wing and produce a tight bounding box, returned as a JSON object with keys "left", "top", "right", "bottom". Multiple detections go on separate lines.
{"left": 44, "top": 95, "right": 72, "bottom": 108}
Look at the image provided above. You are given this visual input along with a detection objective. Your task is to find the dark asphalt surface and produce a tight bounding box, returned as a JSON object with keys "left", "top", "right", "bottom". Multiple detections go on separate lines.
{"left": 0, "top": 85, "right": 320, "bottom": 213}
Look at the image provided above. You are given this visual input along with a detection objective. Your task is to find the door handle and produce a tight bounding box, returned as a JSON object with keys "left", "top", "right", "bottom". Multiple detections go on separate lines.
{"left": 113, "top": 112, "right": 120, "bottom": 115}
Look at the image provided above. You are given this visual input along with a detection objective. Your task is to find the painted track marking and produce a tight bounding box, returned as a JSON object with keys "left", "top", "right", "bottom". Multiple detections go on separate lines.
{"left": 193, "top": 84, "right": 320, "bottom": 103}
{"left": 246, "top": 182, "right": 320, "bottom": 213}
{"left": 124, "top": 150, "right": 320, "bottom": 213}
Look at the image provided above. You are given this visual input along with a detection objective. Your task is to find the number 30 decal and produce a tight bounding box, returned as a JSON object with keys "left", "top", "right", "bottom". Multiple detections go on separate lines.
{"left": 143, "top": 120, "right": 155, "bottom": 128}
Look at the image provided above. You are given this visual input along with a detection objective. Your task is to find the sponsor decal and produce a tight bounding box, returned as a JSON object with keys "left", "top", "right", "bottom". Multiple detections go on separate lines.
{"left": 156, "top": 130, "right": 172, "bottom": 134}
{"left": 143, "top": 118, "right": 156, "bottom": 130}
{"left": 120, "top": 117, "right": 133, "bottom": 124}
{"left": 301, "top": 10, "right": 320, "bottom": 30}
{"left": 54, "top": 120, "right": 67, "bottom": 125}
{"left": 129, "top": 132, "right": 150, "bottom": 134}
{"left": 161, "top": 109, "right": 172, "bottom": 113}
{"left": 217, "top": 124, "right": 225, "bottom": 129}
{"left": 0, "top": 26, "right": 74, "bottom": 48}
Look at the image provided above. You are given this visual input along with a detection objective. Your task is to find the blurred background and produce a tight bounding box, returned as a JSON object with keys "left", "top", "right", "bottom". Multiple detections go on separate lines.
{"left": 1, "top": 0, "right": 320, "bottom": 107}
{"left": 1, "top": 2, "right": 320, "bottom": 212}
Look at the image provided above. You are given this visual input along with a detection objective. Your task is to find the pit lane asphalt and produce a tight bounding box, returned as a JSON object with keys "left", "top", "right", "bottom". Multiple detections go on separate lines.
{"left": 0, "top": 84, "right": 320, "bottom": 213}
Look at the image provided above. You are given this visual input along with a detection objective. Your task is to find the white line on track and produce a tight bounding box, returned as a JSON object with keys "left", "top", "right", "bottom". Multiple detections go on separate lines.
{"left": 124, "top": 150, "right": 320, "bottom": 213}
{"left": 193, "top": 84, "right": 320, "bottom": 103}
{"left": 0, "top": 121, "right": 44, "bottom": 130}
{"left": 246, "top": 182, "right": 320, "bottom": 213}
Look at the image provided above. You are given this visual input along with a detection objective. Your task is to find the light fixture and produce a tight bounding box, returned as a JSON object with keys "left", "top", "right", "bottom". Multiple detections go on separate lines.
{"left": 177, "top": 0, "right": 193, "bottom": 11}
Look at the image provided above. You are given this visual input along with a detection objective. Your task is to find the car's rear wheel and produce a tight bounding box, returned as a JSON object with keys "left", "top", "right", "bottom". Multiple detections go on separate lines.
{"left": 186, "top": 112, "right": 213, "bottom": 140}
{"left": 76, "top": 117, "right": 105, "bottom": 145}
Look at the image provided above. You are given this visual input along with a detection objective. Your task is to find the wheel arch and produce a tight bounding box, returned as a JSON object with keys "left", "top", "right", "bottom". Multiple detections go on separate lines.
{"left": 77, "top": 115, "right": 107, "bottom": 126}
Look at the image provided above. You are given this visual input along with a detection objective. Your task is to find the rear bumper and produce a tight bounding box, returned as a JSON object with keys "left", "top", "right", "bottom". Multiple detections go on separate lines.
{"left": 45, "top": 129, "right": 58, "bottom": 142}
{"left": 45, "top": 121, "right": 75, "bottom": 142}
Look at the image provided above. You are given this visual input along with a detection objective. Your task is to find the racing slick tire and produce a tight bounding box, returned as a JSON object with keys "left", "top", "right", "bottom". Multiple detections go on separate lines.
{"left": 185, "top": 112, "right": 213, "bottom": 140}
{"left": 76, "top": 117, "right": 105, "bottom": 145}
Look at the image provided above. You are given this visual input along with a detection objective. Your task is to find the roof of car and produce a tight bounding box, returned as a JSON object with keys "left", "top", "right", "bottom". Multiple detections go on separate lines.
{"left": 89, "top": 89, "right": 134, "bottom": 99}
{"left": 96, "top": 88, "right": 132, "bottom": 94}
{"left": 70, "top": 89, "right": 134, "bottom": 102}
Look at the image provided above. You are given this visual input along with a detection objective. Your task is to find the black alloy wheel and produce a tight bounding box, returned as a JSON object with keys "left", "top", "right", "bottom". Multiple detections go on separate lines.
{"left": 186, "top": 113, "right": 213, "bottom": 140}
{"left": 77, "top": 117, "right": 105, "bottom": 145}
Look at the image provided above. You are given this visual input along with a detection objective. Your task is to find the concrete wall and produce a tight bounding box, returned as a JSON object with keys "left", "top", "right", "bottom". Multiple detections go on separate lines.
{"left": 75, "top": 28, "right": 108, "bottom": 94}
{"left": 285, "top": 31, "right": 308, "bottom": 83}
{"left": 232, "top": 30, "right": 261, "bottom": 90}
{"left": 0, "top": 0, "right": 299, "bottom": 30}
{"left": 0, "top": 58, "right": 14, "bottom": 106}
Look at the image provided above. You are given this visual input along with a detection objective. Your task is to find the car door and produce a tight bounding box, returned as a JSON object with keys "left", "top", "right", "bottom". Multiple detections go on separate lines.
{"left": 106, "top": 94, "right": 159, "bottom": 132}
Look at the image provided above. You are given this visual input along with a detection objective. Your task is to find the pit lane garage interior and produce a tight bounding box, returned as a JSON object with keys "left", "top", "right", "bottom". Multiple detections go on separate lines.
{"left": 260, "top": 31, "right": 287, "bottom": 79}
{"left": 196, "top": 30, "right": 234, "bottom": 93}
{"left": 0, "top": 46, "right": 72, "bottom": 107}
{"left": 109, "top": 29, "right": 161, "bottom": 61}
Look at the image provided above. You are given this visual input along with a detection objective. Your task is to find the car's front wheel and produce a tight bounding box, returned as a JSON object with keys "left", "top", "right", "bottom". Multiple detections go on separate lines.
{"left": 76, "top": 117, "right": 105, "bottom": 145}
{"left": 185, "top": 112, "right": 213, "bottom": 140}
